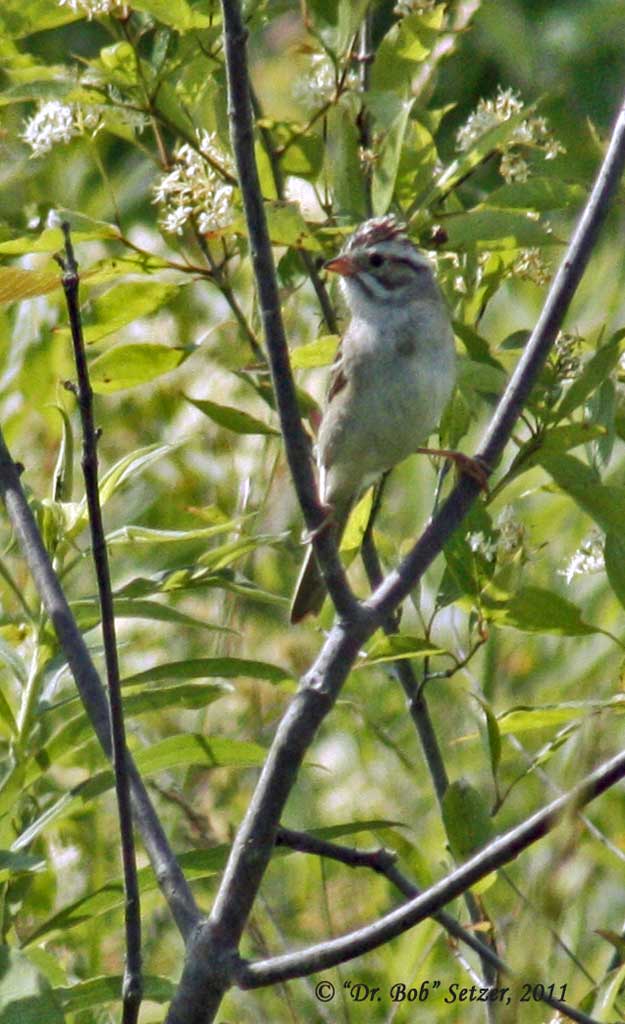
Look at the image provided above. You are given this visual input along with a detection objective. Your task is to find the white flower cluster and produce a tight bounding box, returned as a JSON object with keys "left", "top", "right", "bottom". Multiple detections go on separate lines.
{"left": 467, "top": 507, "right": 524, "bottom": 564}
{"left": 58, "top": 0, "right": 116, "bottom": 17}
{"left": 512, "top": 247, "right": 551, "bottom": 286}
{"left": 554, "top": 332, "right": 582, "bottom": 380}
{"left": 292, "top": 53, "right": 337, "bottom": 110}
{"left": 456, "top": 87, "right": 565, "bottom": 183}
{"left": 21, "top": 100, "right": 102, "bottom": 157}
{"left": 153, "top": 131, "right": 236, "bottom": 237}
{"left": 560, "top": 531, "right": 605, "bottom": 585}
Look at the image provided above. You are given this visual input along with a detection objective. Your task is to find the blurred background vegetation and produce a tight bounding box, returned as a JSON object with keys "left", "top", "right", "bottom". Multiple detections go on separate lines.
{"left": 2, "top": 1, "right": 625, "bottom": 1022}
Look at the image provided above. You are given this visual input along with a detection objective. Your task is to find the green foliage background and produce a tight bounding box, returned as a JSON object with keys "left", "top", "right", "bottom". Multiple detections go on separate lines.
{"left": 2, "top": 1, "right": 625, "bottom": 1021}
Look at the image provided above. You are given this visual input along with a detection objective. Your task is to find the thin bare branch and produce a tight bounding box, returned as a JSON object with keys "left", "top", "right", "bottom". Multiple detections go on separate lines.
{"left": 57, "top": 224, "right": 142, "bottom": 1022}
{"left": 0, "top": 430, "right": 200, "bottom": 941}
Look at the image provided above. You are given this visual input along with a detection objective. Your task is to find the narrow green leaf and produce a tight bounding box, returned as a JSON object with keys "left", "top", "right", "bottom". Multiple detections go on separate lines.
{"left": 89, "top": 343, "right": 189, "bottom": 393}
{"left": 185, "top": 395, "right": 279, "bottom": 436}
{"left": 496, "top": 699, "right": 618, "bottom": 735}
{"left": 358, "top": 635, "right": 444, "bottom": 667}
{"left": 55, "top": 974, "right": 175, "bottom": 1014}
{"left": 604, "top": 532, "right": 625, "bottom": 612}
{"left": 483, "top": 585, "right": 597, "bottom": 636}
{"left": 13, "top": 736, "right": 267, "bottom": 851}
{"left": 0, "top": 267, "right": 60, "bottom": 304}
{"left": 540, "top": 453, "right": 625, "bottom": 535}
{"left": 135, "top": 733, "right": 266, "bottom": 775}
{"left": 325, "top": 106, "right": 366, "bottom": 219}
{"left": 50, "top": 405, "right": 74, "bottom": 502}
{"left": 122, "top": 657, "right": 292, "bottom": 686}
{"left": 71, "top": 596, "right": 231, "bottom": 633}
{"left": 106, "top": 520, "right": 245, "bottom": 546}
{"left": 371, "top": 98, "right": 415, "bottom": 215}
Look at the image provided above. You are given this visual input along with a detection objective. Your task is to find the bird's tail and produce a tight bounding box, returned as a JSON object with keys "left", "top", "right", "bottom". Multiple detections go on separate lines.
{"left": 289, "top": 544, "right": 326, "bottom": 624}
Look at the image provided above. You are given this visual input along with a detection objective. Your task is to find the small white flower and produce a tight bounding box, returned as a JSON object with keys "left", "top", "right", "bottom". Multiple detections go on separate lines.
{"left": 293, "top": 53, "right": 337, "bottom": 109}
{"left": 153, "top": 132, "right": 235, "bottom": 236}
{"left": 512, "top": 247, "right": 551, "bottom": 286}
{"left": 467, "top": 531, "right": 497, "bottom": 562}
{"left": 499, "top": 150, "right": 529, "bottom": 184}
{"left": 22, "top": 100, "right": 77, "bottom": 157}
{"left": 559, "top": 531, "right": 605, "bottom": 584}
{"left": 496, "top": 505, "right": 524, "bottom": 557}
{"left": 455, "top": 86, "right": 565, "bottom": 183}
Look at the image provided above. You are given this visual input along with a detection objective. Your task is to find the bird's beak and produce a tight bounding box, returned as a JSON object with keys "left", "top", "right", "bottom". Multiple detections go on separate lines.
{"left": 324, "top": 255, "right": 358, "bottom": 276}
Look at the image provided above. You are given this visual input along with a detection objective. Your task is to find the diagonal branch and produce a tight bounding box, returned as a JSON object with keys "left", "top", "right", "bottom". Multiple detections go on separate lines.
{"left": 0, "top": 431, "right": 200, "bottom": 942}
{"left": 371, "top": 93, "right": 625, "bottom": 623}
{"left": 235, "top": 743, "right": 625, "bottom": 1010}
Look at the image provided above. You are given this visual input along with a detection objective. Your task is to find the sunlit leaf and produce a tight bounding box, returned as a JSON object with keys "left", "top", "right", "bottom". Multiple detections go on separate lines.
{"left": 0, "top": 267, "right": 60, "bottom": 304}
{"left": 483, "top": 585, "right": 597, "bottom": 636}
{"left": 0, "top": 947, "right": 64, "bottom": 1024}
{"left": 290, "top": 335, "right": 339, "bottom": 369}
{"left": 89, "top": 343, "right": 190, "bottom": 393}
{"left": 55, "top": 974, "right": 175, "bottom": 1014}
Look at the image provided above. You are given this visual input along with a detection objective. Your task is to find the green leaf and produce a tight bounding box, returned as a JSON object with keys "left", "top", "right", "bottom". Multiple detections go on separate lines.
{"left": 122, "top": 657, "right": 293, "bottom": 686}
{"left": 238, "top": 201, "right": 321, "bottom": 251}
{"left": 0, "top": 850, "right": 46, "bottom": 883}
{"left": 106, "top": 520, "right": 246, "bottom": 546}
{"left": 89, "top": 343, "right": 190, "bottom": 393}
{"left": 290, "top": 335, "right": 339, "bottom": 369}
{"left": 55, "top": 974, "right": 175, "bottom": 1014}
{"left": 0, "top": 267, "right": 61, "bottom": 305}
{"left": 486, "top": 177, "right": 586, "bottom": 212}
{"left": 604, "top": 532, "right": 625, "bottom": 612}
{"left": 325, "top": 106, "right": 366, "bottom": 219}
{"left": 555, "top": 331, "right": 625, "bottom": 421}
{"left": 507, "top": 423, "right": 607, "bottom": 483}
{"left": 79, "top": 281, "right": 180, "bottom": 345}
{"left": 135, "top": 733, "right": 266, "bottom": 775}
{"left": 482, "top": 585, "right": 597, "bottom": 636}
{"left": 13, "top": 736, "right": 267, "bottom": 850}
{"left": 185, "top": 395, "right": 279, "bottom": 436}
{"left": 0, "top": 947, "right": 64, "bottom": 1024}
{"left": 472, "top": 694, "right": 502, "bottom": 784}
{"left": 132, "top": 0, "right": 211, "bottom": 29}
{"left": 71, "top": 596, "right": 230, "bottom": 633}
{"left": 496, "top": 700, "right": 617, "bottom": 735}
{"left": 0, "top": 224, "right": 120, "bottom": 256}
{"left": 371, "top": 97, "right": 416, "bottom": 215}
{"left": 358, "top": 635, "right": 444, "bottom": 667}
{"left": 442, "top": 779, "right": 494, "bottom": 859}
{"left": 50, "top": 405, "right": 74, "bottom": 502}
{"left": 0, "top": 0, "right": 76, "bottom": 38}
{"left": 540, "top": 453, "right": 625, "bottom": 534}
{"left": 442, "top": 208, "right": 556, "bottom": 249}
{"left": 371, "top": 12, "right": 432, "bottom": 94}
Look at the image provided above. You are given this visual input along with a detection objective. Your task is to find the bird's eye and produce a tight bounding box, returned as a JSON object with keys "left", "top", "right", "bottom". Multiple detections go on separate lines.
{"left": 369, "top": 252, "right": 385, "bottom": 268}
